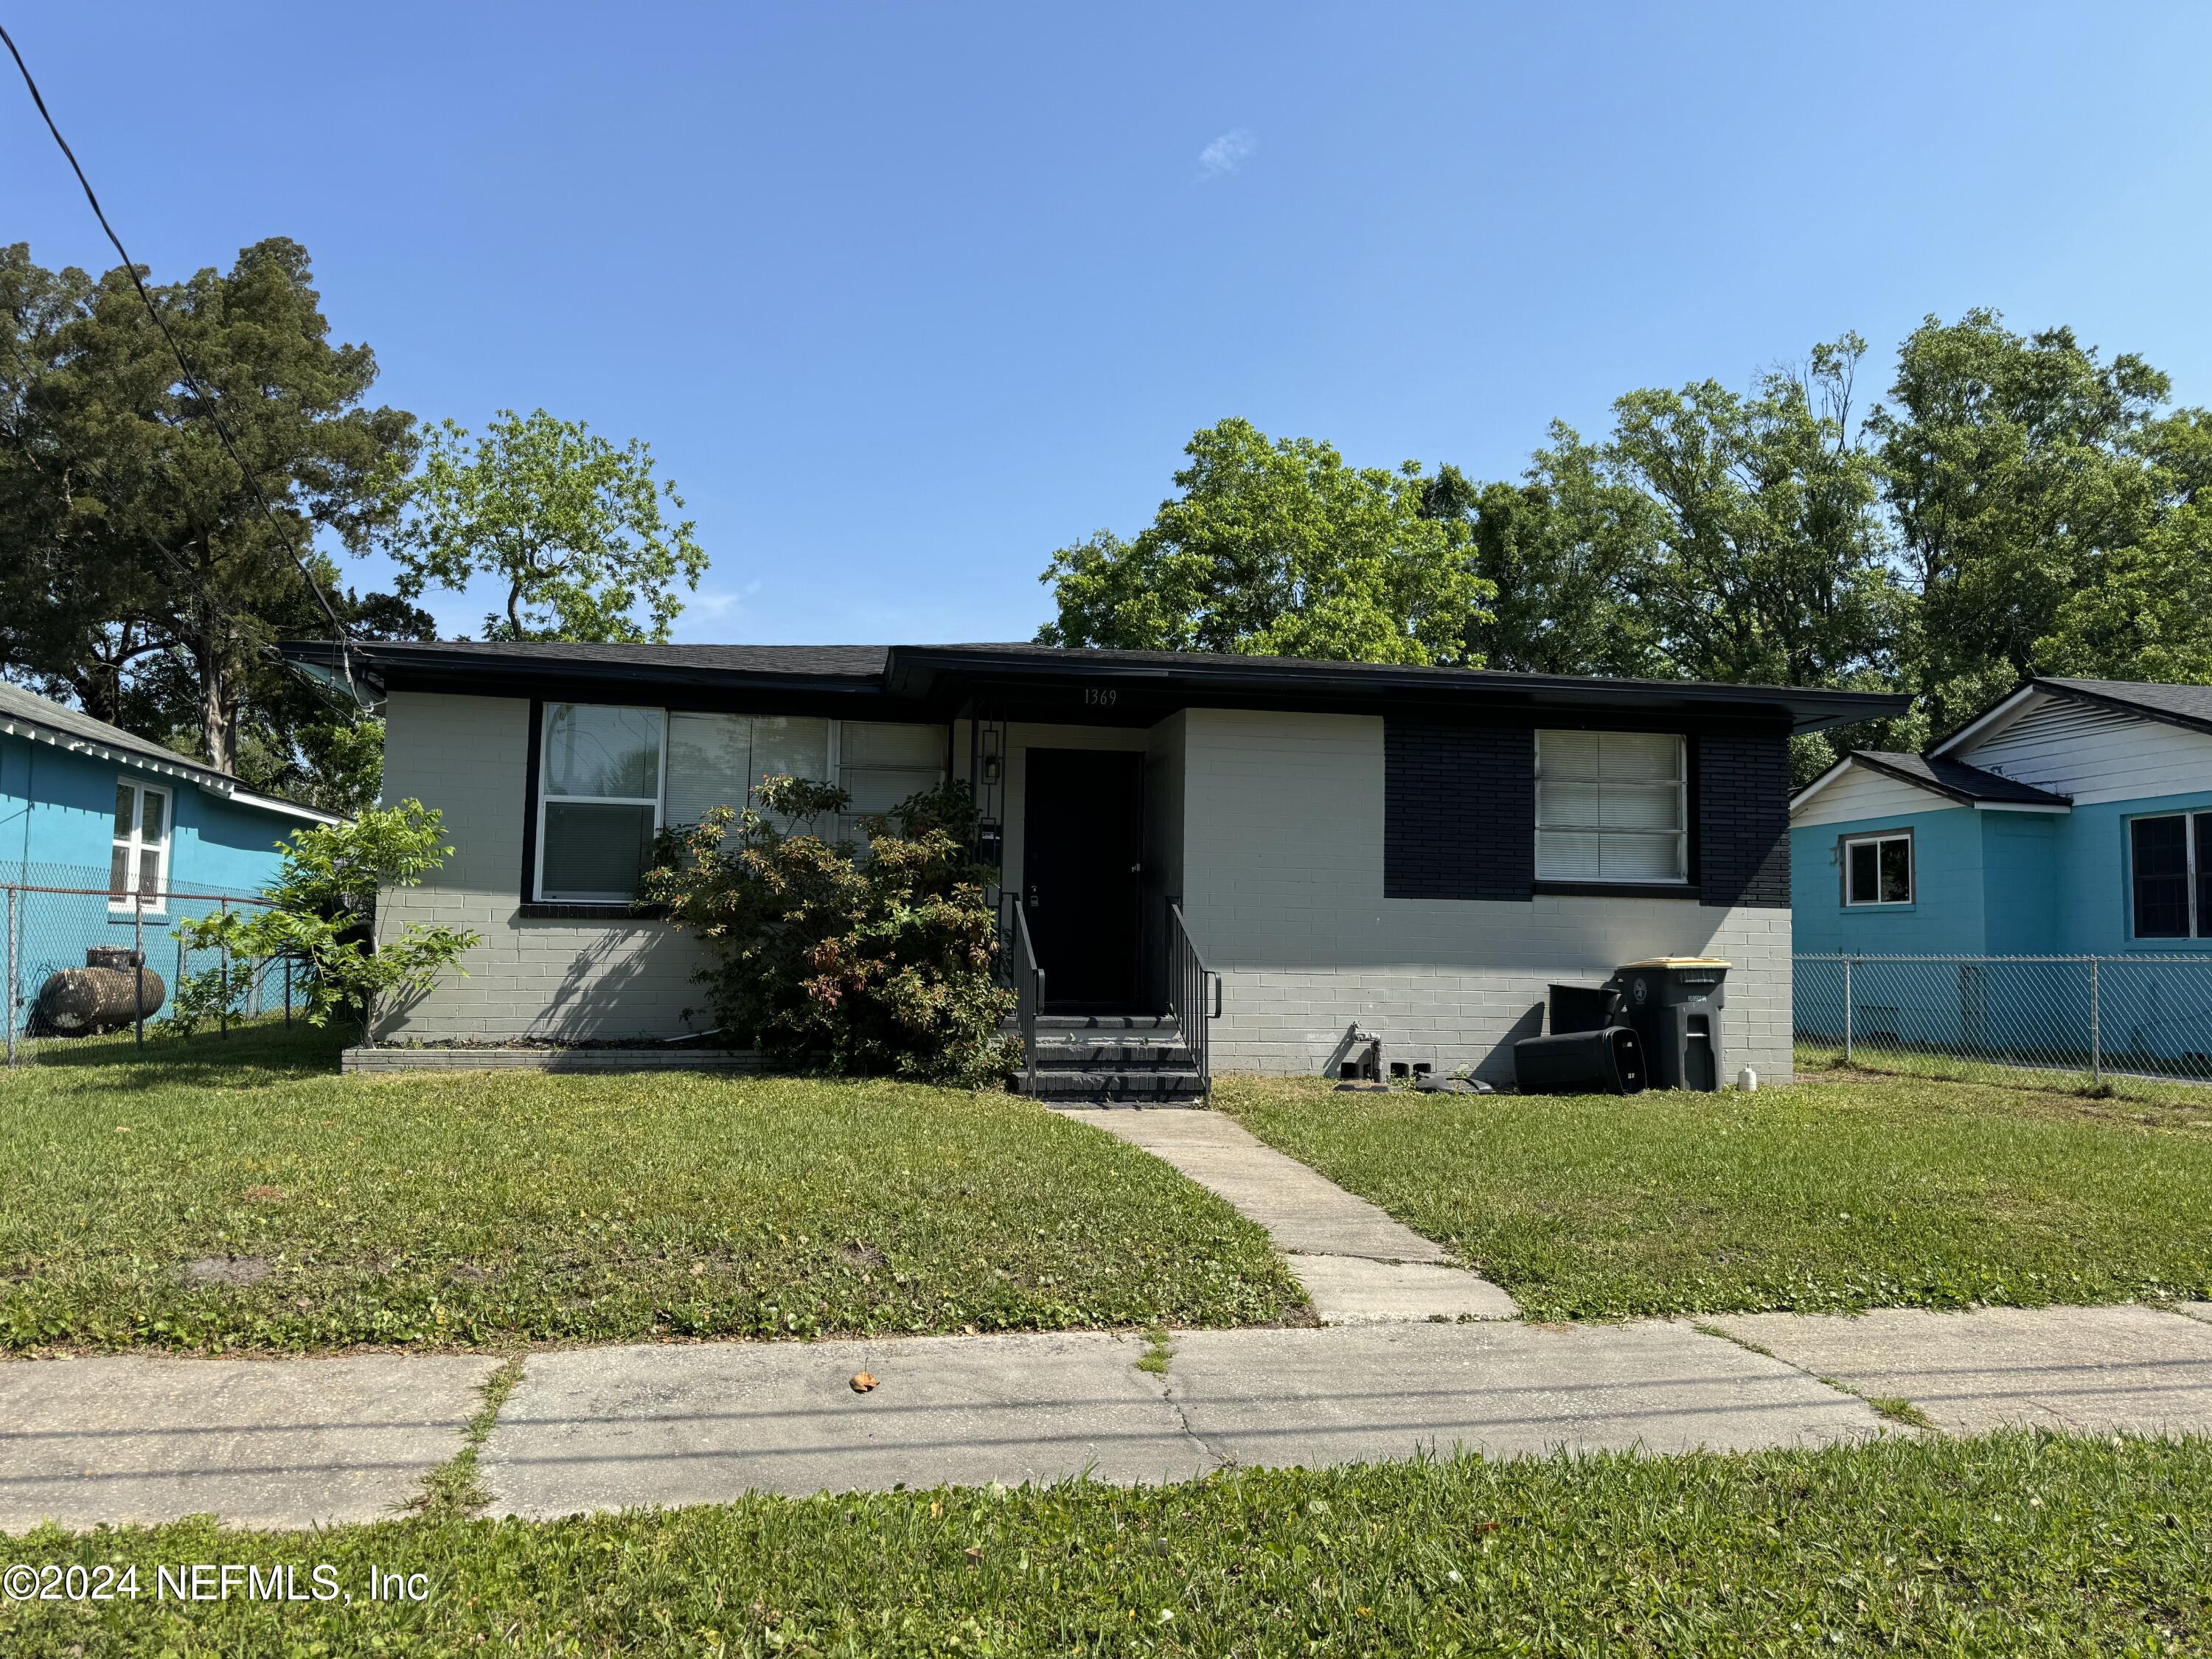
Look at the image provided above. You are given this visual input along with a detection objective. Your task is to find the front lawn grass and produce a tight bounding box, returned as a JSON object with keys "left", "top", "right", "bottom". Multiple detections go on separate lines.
{"left": 1221, "top": 1073, "right": 2212, "bottom": 1321}
{"left": 0, "top": 1024, "right": 1301, "bottom": 1352}
{"left": 5, "top": 1433, "right": 2205, "bottom": 1655}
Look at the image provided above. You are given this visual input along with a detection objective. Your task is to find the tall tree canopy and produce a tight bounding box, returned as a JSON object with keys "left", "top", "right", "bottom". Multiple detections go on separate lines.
{"left": 1867, "top": 310, "right": 2183, "bottom": 731}
{"left": 1433, "top": 431, "right": 1669, "bottom": 680}
{"left": 391, "top": 408, "right": 706, "bottom": 642}
{"left": 1037, "top": 418, "right": 1492, "bottom": 665}
{"left": 1043, "top": 319, "right": 2210, "bottom": 785}
{"left": 0, "top": 238, "right": 421, "bottom": 783}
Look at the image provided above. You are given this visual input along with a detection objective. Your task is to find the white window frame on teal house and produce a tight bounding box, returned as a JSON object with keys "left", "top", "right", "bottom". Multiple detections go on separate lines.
{"left": 1840, "top": 828, "right": 1913, "bottom": 908}
{"left": 108, "top": 778, "right": 172, "bottom": 916}
{"left": 2126, "top": 810, "right": 2211, "bottom": 940}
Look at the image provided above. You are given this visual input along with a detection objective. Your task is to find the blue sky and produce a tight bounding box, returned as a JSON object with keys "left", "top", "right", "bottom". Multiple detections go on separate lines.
{"left": 9, "top": 3, "right": 2211, "bottom": 646}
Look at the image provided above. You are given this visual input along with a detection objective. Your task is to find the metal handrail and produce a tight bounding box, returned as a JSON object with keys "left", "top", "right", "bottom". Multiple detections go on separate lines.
{"left": 1166, "top": 902, "right": 1220, "bottom": 1102}
{"left": 1010, "top": 897, "right": 1045, "bottom": 1096}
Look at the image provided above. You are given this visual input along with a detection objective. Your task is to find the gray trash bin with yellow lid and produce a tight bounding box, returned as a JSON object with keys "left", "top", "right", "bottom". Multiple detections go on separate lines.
{"left": 1616, "top": 957, "right": 1729, "bottom": 1091}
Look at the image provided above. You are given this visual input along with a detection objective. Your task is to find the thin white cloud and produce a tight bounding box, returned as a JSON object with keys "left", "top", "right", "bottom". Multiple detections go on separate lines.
{"left": 1196, "top": 128, "right": 1256, "bottom": 181}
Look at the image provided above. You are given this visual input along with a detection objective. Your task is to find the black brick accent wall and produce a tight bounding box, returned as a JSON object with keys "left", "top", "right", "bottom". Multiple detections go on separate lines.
{"left": 1697, "top": 730, "right": 1792, "bottom": 908}
{"left": 1384, "top": 721, "right": 1534, "bottom": 901}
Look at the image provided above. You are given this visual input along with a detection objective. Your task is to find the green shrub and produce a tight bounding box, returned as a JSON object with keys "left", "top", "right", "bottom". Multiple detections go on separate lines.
{"left": 642, "top": 776, "right": 1017, "bottom": 1088}
{"left": 170, "top": 800, "right": 480, "bottom": 1039}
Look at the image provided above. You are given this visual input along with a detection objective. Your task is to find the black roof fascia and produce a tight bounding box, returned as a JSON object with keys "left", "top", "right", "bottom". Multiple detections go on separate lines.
{"left": 278, "top": 641, "right": 931, "bottom": 719}
{"left": 282, "top": 640, "right": 1910, "bottom": 734}
{"left": 887, "top": 646, "right": 1908, "bottom": 734}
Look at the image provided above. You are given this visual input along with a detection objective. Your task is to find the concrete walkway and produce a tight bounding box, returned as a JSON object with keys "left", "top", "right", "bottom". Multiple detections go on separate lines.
{"left": 6, "top": 1305, "right": 2212, "bottom": 1531}
{"left": 1074, "top": 1109, "right": 1520, "bottom": 1323}
{"left": 0, "top": 1353, "right": 498, "bottom": 1531}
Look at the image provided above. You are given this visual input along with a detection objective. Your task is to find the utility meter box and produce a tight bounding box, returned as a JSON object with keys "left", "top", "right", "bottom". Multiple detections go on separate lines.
{"left": 1616, "top": 958, "right": 1730, "bottom": 1091}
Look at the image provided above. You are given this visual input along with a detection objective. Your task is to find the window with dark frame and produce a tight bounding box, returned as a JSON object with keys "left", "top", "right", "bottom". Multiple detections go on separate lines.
{"left": 1842, "top": 830, "right": 1912, "bottom": 907}
{"left": 2129, "top": 812, "right": 2210, "bottom": 939}
{"left": 532, "top": 704, "right": 945, "bottom": 902}
{"left": 1533, "top": 730, "right": 1687, "bottom": 884}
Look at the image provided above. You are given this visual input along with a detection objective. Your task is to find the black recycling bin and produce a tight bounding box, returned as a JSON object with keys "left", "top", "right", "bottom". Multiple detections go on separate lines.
{"left": 1548, "top": 981, "right": 1626, "bottom": 1034}
{"left": 1616, "top": 958, "right": 1729, "bottom": 1091}
{"left": 1514, "top": 1026, "right": 1647, "bottom": 1095}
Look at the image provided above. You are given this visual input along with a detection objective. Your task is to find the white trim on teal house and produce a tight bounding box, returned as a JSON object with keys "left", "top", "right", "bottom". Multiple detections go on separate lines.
{"left": 1790, "top": 679, "right": 2212, "bottom": 959}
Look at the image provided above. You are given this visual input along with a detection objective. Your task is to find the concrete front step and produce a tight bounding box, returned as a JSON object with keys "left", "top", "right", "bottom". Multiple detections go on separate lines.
{"left": 1031, "top": 1043, "right": 1194, "bottom": 1070}
{"left": 1022, "top": 1068, "right": 1207, "bottom": 1101}
{"left": 1026, "top": 1014, "right": 1180, "bottom": 1032}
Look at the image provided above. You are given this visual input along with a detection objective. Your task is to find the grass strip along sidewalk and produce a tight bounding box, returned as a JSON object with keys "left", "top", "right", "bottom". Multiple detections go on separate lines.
{"left": 0, "top": 1025, "right": 1301, "bottom": 1352}
{"left": 3, "top": 1433, "right": 2205, "bottom": 1655}
{"left": 1221, "top": 1074, "right": 2212, "bottom": 1322}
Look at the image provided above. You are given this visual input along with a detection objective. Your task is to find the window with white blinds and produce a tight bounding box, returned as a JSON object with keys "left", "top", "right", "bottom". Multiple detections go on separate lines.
{"left": 1534, "top": 731, "right": 1688, "bottom": 883}
{"left": 664, "top": 713, "right": 833, "bottom": 828}
{"left": 535, "top": 706, "right": 945, "bottom": 900}
{"left": 538, "top": 703, "right": 664, "bottom": 901}
{"left": 837, "top": 721, "right": 946, "bottom": 841}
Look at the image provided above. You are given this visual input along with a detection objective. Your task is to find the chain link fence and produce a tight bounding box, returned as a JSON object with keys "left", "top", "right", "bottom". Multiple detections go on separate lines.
{"left": 2, "top": 860, "right": 307, "bottom": 1065}
{"left": 1795, "top": 953, "right": 2212, "bottom": 1098}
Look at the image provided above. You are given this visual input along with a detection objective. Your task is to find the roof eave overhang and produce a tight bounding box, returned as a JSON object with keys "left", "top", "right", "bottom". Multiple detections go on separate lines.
{"left": 1934, "top": 677, "right": 2212, "bottom": 757}
{"left": 888, "top": 648, "right": 1908, "bottom": 733}
{"left": 283, "top": 641, "right": 1910, "bottom": 734}
{"left": 0, "top": 714, "right": 232, "bottom": 792}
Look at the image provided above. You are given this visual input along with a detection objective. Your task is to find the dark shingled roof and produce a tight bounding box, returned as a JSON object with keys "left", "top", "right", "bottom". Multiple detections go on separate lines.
{"left": 2037, "top": 677, "right": 2212, "bottom": 734}
{"left": 0, "top": 678, "right": 230, "bottom": 787}
{"left": 341, "top": 640, "right": 897, "bottom": 678}
{"left": 1851, "top": 750, "right": 2071, "bottom": 807}
{"left": 281, "top": 638, "right": 1913, "bottom": 734}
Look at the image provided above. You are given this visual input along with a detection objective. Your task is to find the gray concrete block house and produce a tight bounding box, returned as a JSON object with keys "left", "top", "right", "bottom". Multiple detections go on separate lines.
{"left": 283, "top": 639, "right": 1902, "bottom": 1087}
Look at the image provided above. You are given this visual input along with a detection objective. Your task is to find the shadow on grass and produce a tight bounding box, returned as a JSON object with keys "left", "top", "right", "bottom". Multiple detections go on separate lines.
{"left": 16, "top": 1015, "right": 352, "bottom": 1084}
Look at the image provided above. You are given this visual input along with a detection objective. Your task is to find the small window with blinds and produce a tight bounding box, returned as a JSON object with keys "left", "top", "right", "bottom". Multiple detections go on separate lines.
{"left": 1534, "top": 731, "right": 1688, "bottom": 884}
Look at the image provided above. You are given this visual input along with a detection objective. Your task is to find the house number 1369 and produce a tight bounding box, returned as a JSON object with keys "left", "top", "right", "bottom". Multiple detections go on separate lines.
{"left": 1084, "top": 688, "right": 1119, "bottom": 707}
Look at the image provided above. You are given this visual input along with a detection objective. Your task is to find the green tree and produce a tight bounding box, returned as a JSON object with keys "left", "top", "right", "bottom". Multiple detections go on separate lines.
{"left": 1608, "top": 336, "right": 1904, "bottom": 692}
{"left": 1425, "top": 434, "right": 1669, "bottom": 678}
{"left": 1868, "top": 310, "right": 2174, "bottom": 731}
{"left": 0, "top": 239, "right": 417, "bottom": 776}
{"left": 2037, "top": 408, "right": 2212, "bottom": 684}
{"left": 1037, "top": 418, "right": 1492, "bottom": 665}
{"left": 170, "top": 800, "right": 479, "bottom": 1039}
{"left": 392, "top": 408, "right": 706, "bottom": 641}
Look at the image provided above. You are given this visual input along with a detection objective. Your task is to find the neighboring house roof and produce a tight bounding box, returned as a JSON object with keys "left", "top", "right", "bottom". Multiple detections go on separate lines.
{"left": 1933, "top": 676, "right": 2212, "bottom": 758}
{"left": 281, "top": 639, "right": 1910, "bottom": 736}
{"left": 1790, "top": 748, "right": 2073, "bottom": 815}
{"left": 0, "top": 680, "right": 340, "bottom": 824}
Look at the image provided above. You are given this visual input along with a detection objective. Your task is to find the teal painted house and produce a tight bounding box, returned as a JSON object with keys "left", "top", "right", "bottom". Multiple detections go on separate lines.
{"left": 1, "top": 681, "right": 336, "bottom": 1032}
{"left": 1790, "top": 678, "right": 2212, "bottom": 1062}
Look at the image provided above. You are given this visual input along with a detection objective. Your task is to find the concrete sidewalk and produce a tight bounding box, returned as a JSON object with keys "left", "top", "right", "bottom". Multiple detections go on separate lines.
{"left": 0, "top": 1353, "right": 498, "bottom": 1531}
{"left": 1077, "top": 1110, "right": 1519, "bottom": 1323}
{"left": 6, "top": 1305, "right": 2212, "bottom": 1531}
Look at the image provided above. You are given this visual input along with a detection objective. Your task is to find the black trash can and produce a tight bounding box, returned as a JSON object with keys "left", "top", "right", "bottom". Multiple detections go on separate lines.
{"left": 1616, "top": 958, "right": 1729, "bottom": 1091}
{"left": 1513, "top": 1026, "right": 1647, "bottom": 1095}
{"left": 1548, "top": 981, "right": 1626, "bottom": 1034}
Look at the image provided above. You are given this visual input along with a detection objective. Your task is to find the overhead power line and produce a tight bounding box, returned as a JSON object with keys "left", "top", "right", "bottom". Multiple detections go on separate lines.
{"left": 0, "top": 20, "right": 361, "bottom": 701}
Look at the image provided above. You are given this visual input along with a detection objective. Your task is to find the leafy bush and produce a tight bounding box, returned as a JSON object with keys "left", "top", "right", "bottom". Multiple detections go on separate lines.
{"left": 641, "top": 776, "right": 1017, "bottom": 1087}
{"left": 170, "top": 800, "right": 481, "bottom": 1038}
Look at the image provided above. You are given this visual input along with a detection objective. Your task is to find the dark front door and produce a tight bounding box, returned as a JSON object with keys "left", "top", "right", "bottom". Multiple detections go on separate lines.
{"left": 1022, "top": 748, "right": 1142, "bottom": 1010}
